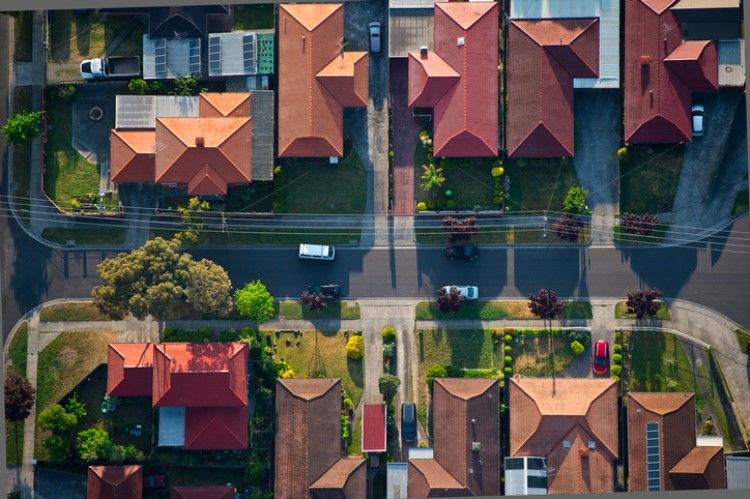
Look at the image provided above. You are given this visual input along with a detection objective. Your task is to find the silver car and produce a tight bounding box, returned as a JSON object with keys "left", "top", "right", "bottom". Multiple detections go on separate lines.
{"left": 441, "top": 285, "right": 479, "bottom": 300}
{"left": 369, "top": 22, "right": 381, "bottom": 54}
{"left": 692, "top": 104, "right": 705, "bottom": 137}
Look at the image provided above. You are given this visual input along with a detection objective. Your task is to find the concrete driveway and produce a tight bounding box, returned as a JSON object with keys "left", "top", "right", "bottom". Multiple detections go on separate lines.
{"left": 35, "top": 467, "right": 86, "bottom": 499}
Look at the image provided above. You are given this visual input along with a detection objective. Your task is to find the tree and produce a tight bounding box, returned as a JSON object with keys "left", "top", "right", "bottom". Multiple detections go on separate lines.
{"left": 65, "top": 393, "right": 87, "bottom": 420}
{"left": 378, "top": 374, "right": 401, "bottom": 400}
{"left": 626, "top": 288, "right": 662, "bottom": 319}
{"left": 175, "top": 197, "right": 210, "bottom": 247}
{"left": 38, "top": 404, "right": 77, "bottom": 433}
{"left": 2, "top": 110, "right": 44, "bottom": 143}
{"left": 383, "top": 342, "right": 396, "bottom": 365}
{"left": 170, "top": 75, "right": 201, "bottom": 96}
{"left": 527, "top": 289, "right": 565, "bottom": 321}
{"left": 235, "top": 280, "right": 275, "bottom": 324}
{"left": 420, "top": 163, "right": 445, "bottom": 193}
{"left": 76, "top": 428, "right": 114, "bottom": 462}
{"left": 436, "top": 286, "right": 465, "bottom": 313}
{"left": 426, "top": 364, "right": 447, "bottom": 388}
{"left": 563, "top": 186, "right": 591, "bottom": 214}
{"left": 442, "top": 216, "right": 478, "bottom": 243}
{"left": 43, "top": 435, "right": 68, "bottom": 462}
{"left": 346, "top": 335, "right": 364, "bottom": 360}
{"left": 301, "top": 291, "right": 327, "bottom": 311}
{"left": 5, "top": 372, "right": 35, "bottom": 422}
{"left": 128, "top": 78, "right": 149, "bottom": 95}
{"left": 621, "top": 212, "right": 659, "bottom": 236}
{"left": 552, "top": 214, "right": 584, "bottom": 242}
{"left": 186, "top": 259, "right": 234, "bottom": 317}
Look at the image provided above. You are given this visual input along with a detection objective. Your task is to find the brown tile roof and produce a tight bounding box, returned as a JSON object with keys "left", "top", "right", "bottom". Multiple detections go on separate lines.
{"left": 278, "top": 3, "right": 368, "bottom": 158}
{"left": 409, "top": 459, "right": 469, "bottom": 494}
{"left": 669, "top": 446, "right": 726, "bottom": 490}
{"left": 509, "top": 378, "right": 618, "bottom": 495}
{"left": 309, "top": 457, "right": 366, "bottom": 498}
{"left": 87, "top": 465, "right": 143, "bottom": 499}
{"left": 106, "top": 343, "right": 153, "bottom": 397}
{"left": 110, "top": 130, "right": 156, "bottom": 183}
{"left": 628, "top": 391, "right": 694, "bottom": 415}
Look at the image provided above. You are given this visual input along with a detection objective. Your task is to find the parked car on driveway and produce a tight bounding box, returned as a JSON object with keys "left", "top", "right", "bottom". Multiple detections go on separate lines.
{"left": 692, "top": 104, "right": 705, "bottom": 137}
{"left": 401, "top": 402, "right": 417, "bottom": 442}
{"left": 592, "top": 340, "right": 610, "bottom": 375}
{"left": 445, "top": 244, "right": 479, "bottom": 261}
{"left": 306, "top": 284, "right": 341, "bottom": 299}
{"left": 369, "top": 22, "right": 381, "bottom": 54}
{"left": 441, "top": 285, "right": 479, "bottom": 300}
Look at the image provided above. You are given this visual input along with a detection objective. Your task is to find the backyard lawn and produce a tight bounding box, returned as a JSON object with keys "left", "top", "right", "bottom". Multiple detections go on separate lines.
{"left": 41, "top": 227, "right": 127, "bottom": 246}
{"left": 40, "top": 302, "right": 110, "bottom": 322}
{"left": 619, "top": 144, "right": 684, "bottom": 214}
{"left": 233, "top": 4, "right": 275, "bottom": 30}
{"left": 13, "top": 11, "right": 33, "bottom": 62}
{"left": 415, "top": 300, "right": 592, "bottom": 321}
{"left": 48, "top": 11, "right": 143, "bottom": 64}
{"left": 277, "top": 300, "right": 361, "bottom": 320}
{"left": 270, "top": 330, "right": 364, "bottom": 407}
{"left": 511, "top": 329, "right": 581, "bottom": 376}
{"left": 614, "top": 301, "right": 671, "bottom": 320}
{"left": 506, "top": 158, "right": 581, "bottom": 213}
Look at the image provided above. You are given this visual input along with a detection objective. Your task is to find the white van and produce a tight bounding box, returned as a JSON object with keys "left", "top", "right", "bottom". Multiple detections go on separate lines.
{"left": 299, "top": 244, "right": 335, "bottom": 261}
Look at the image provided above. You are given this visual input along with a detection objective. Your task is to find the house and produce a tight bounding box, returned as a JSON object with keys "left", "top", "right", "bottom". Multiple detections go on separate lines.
{"left": 87, "top": 465, "right": 143, "bottom": 499}
{"left": 169, "top": 485, "right": 234, "bottom": 499}
{"left": 627, "top": 392, "right": 726, "bottom": 491}
{"left": 110, "top": 91, "right": 274, "bottom": 196}
{"left": 362, "top": 404, "right": 387, "bottom": 453}
{"left": 105, "top": 342, "right": 249, "bottom": 451}
{"left": 506, "top": 18, "right": 599, "bottom": 157}
{"left": 670, "top": 0, "right": 741, "bottom": 40}
{"left": 99, "top": 6, "right": 231, "bottom": 39}
{"left": 277, "top": 3, "right": 369, "bottom": 158}
{"left": 407, "top": 378, "right": 500, "bottom": 497}
{"left": 623, "top": 0, "right": 719, "bottom": 144}
{"left": 407, "top": 2, "right": 498, "bottom": 158}
{"left": 275, "top": 378, "right": 366, "bottom": 499}
{"left": 508, "top": 378, "right": 619, "bottom": 495}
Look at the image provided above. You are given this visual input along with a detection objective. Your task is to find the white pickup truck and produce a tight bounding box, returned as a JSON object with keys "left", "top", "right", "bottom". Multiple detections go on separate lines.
{"left": 80, "top": 56, "right": 141, "bottom": 80}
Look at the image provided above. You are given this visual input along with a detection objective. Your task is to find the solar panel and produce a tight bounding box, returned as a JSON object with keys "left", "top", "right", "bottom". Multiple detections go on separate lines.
{"left": 189, "top": 39, "right": 201, "bottom": 75}
{"left": 646, "top": 422, "right": 661, "bottom": 491}
{"left": 242, "top": 34, "right": 257, "bottom": 74}
{"left": 154, "top": 38, "right": 167, "bottom": 79}
{"left": 208, "top": 36, "right": 222, "bottom": 75}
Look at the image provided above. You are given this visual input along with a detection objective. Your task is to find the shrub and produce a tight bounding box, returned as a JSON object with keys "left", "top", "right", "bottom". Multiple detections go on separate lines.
{"left": 147, "top": 80, "right": 164, "bottom": 94}
{"left": 235, "top": 280, "right": 275, "bottom": 324}
{"left": 2, "top": 110, "right": 44, "bottom": 143}
{"left": 491, "top": 166, "right": 505, "bottom": 177}
{"left": 503, "top": 366, "right": 513, "bottom": 376}
{"left": 416, "top": 201, "right": 427, "bottom": 212}
{"left": 563, "top": 186, "right": 591, "bottom": 215}
{"left": 504, "top": 345, "right": 512, "bottom": 353}
{"left": 246, "top": 461, "right": 265, "bottom": 485}
{"left": 611, "top": 365, "right": 622, "bottom": 376}
{"left": 128, "top": 78, "right": 148, "bottom": 95}
{"left": 504, "top": 355, "right": 512, "bottom": 364}
{"left": 504, "top": 334, "right": 513, "bottom": 343}
{"left": 613, "top": 343, "right": 622, "bottom": 354}
{"left": 38, "top": 404, "right": 77, "bottom": 433}
{"left": 43, "top": 435, "right": 68, "bottom": 462}
{"left": 275, "top": 360, "right": 294, "bottom": 379}
{"left": 340, "top": 414, "right": 351, "bottom": 440}
{"left": 219, "top": 329, "right": 240, "bottom": 342}
{"left": 383, "top": 342, "right": 396, "bottom": 360}
{"left": 346, "top": 335, "right": 364, "bottom": 360}
{"left": 446, "top": 199, "right": 457, "bottom": 210}
{"left": 426, "top": 364, "right": 447, "bottom": 388}
{"left": 65, "top": 393, "right": 87, "bottom": 419}
{"left": 343, "top": 397, "right": 354, "bottom": 412}
{"left": 54, "top": 84, "right": 76, "bottom": 100}
{"left": 570, "top": 340, "right": 585, "bottom": 356}
{"left": 381, "top": 326, "right": 396, "bottom": 343}
{"left": 617, "top": 147, "right": 628, "bottom": 160}
{"left": 611, "top": 353, "right": 622, "bottom": 365}
{"left": 378, "top": 374, "right": 400, "bottom": 400}
{"left": 76, "top": 428, "right": 114, "bottom": 462}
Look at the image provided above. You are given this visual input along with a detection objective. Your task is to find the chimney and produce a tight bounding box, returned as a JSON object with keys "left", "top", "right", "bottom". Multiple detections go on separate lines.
{"left": 639, "top": 55, "right": 652, "bottom": 65}
{"left": 195, "top": 136, "right": 204, "bottom": 147}
{"left": 420, "top": 46, "right": 428, "bottom": 58}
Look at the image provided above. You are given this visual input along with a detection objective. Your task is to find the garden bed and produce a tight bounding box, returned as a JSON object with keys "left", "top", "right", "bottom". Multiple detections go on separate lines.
{"left": 277, "top": 300, "right": 360, "bottom": 320}
{"left": 619, "top": 144, "right": 684, "bottom": 214}
{"left": 614, "top": 301, "right": 671, "bottom": 320}
{"left": 414, "top": 300, "right": 592, "bottom": 321}
{"left": 39, "top": 302, "right": 110, "bottom": 322}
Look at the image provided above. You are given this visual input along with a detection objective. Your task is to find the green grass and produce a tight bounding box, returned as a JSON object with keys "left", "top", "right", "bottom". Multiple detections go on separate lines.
{"left": 706, "top": 350, "right": 734, "bottom": 443}
{"left": 39, "top": 302, "right": 110, "bottom": 322}
{"left": 42, "top": 227, "right": 127, "bottom": 245}
{"left": 13, "top": 11, "right": 33, "bottom": 62}
{"left": 614, "top": 301, "right": 671, "bottom": 320}
{"left": 512, "top": 331, "right": 579, "bottom": 376}
{"left": 276, "top": 149, "right": 367, "bottom": 215}
{"left": 277, "top": 300, "right": 361, "bottom": 320}
{"left": 735, "top": 328, "right": 750, "bottom": 354}
{"left": 43, "top": 93, "right": 102, "bottom": 210}
{"left": 8, "top": 322, "right": 29, "bottom": 377}
{"left": 414, "top": 300, "right": 592, "bottom": 321}
{"left": 233, "top": 4, "right": 275, "bottom": 30}
{"left": 6, "top": 420, "right": 24, "bottom": 466}
{"left": 506, "top": 158, "right": 581, "bottom": 213}
{"left": 12, "top": 86, "right": 32, "bottom": 223}
{"left": 619, "top": 144, "right": 684, "bottom": 214}
{"left": 48, "top": 10, "right": 105, "bottom": 64}
{"left": 732, "top": 188, "right": 749, "bottom": 216}
{"left": 348, "top": 418, "right": 362, "bottom": 455}
{"left": 224, "top": 182, "right": 275, "bottom": 212}
{"left": 613, "top": 224, "right": 669, "bottom": 246}
{"left": 269, "top": 330, "right": 364, "bottom": 407}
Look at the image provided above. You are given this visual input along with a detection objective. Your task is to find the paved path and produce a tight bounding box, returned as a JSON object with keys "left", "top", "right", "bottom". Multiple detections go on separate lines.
{"left": 389, "top": 59, "right": 418, "bottom": 217}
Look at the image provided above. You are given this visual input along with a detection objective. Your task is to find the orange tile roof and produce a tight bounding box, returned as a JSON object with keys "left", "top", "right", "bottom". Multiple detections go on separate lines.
{"left": 199, "top": 92, "right": 251, "bottom": 117}
{"left": 106, "top": 344, "right": 154, "bottom": 397}
{"left": 316, "top": 52, "right": 369, "bottom": 107}
{"left": 407, "top": 52, "right": 460, "bottom": 108}
{"left": 87, "top": 465, "right": 143, "bottom": 499}
{"left": 110, "top": 130, "right": 156, "bottom": 183}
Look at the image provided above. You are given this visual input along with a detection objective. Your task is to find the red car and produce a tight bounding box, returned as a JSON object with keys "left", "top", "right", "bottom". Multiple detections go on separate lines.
{"left": 592, "top": 340, "right": 610, "bottom": 375}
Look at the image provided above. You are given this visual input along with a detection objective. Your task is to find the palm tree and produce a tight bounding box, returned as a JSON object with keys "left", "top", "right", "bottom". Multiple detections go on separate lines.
{"left": 421, "top": 163, "right": 445, "bottom": 194}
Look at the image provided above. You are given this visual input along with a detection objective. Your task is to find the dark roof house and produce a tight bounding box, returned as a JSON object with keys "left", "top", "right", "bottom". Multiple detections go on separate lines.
{"left": 627, "top": 392, "right": 726, "bottom": 491}
{"left": 408, "top": 378, "right": 500, "bottom": 497}
{"left": 671, "top": 0, "right": 741, "bottom": 40}
{"left": 99, "top": 5, "right": 231, "bottom": 39}
{"left": 275, "top": 379, "right": 366, "bottom": 499}
{"left": 407, "top": 1, "right": 498, "bottom": 157}
{"left": 87, "top": 465, "right": 143, "bottom": 499}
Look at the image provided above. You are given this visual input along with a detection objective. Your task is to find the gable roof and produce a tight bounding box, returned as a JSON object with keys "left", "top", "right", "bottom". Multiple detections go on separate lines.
{"left": 669, "top": 446, "right": 726, "bottom": 489}
{"left": 407, "top": 2, "right": 498, "bottom": 158}
{"left": 106, "top": 343, "right": 154, "bottom": 397}
{"left": 278, "top": 3, "right": 368, "bottom": 158}
{"left": 507, "top": 18, "right": 599, "bottom": 158}
{"left": 110, "top": 130, "right": 156, "bottom": 183}
{"left": 624, "top": 0, "right": 718, "bottom": 144}
{"left": 87, "top": 465, "right": 143, "bottom": 499}
{"left": 509, "top": 378, "right": 618, "bottom": 495}
{"left": 408, "top": 459, "right": 469, "bottom": 496}
{"left": 309, "top": 457, "right": 367, "bottom": 498}
{"left": 169, "top": 485, "right": 234, "bottom": 499}
{"left": 152, "top": 342, "right": 248, "bottom": 407}
{"left": 199, "top": 92, "right": 251, "bottom": 118}
{"left": 184, "top": 406, "right": 248, "bottom": 450}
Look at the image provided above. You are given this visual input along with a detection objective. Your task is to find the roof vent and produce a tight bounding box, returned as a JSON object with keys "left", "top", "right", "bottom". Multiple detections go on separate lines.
{"left": 195, "top": 136, "right": 205, "bottom": 147}
{"left": 472, "top": 442, "right": 481, "bottom": 452}
{"left": 420, "top": 46, "right": 429, "bottom": 58}
{"left": 639, "top": 55, "right": 652, "bottom": 65}
{"left": 457, "top": 37, "right": 465, "bottom": 47}
{"left": 563, "top": 440, "right": 572, "bottom": 449}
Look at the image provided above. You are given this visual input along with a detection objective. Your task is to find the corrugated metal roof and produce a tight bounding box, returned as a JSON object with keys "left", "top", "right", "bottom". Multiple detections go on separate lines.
{"left": 389, "top": 8, "right": 434, "bottom": 58}
{"left": 387, "top": 463, "right": 408, "bottom": 499}
{"left": 249, "top": 90, "right": 275, "bottom": 181}
{"left": 208, "top": 32, "right": 258, "bottom": 77}
{"left": 143, "top": 35, "right": 201, "bottom": 80}
{"left": 719, "top": 39, "right": 746, "bottom": 87}
{"left": 116, "top": 95, "right": 200, "bottom": 129}
{"left": 390, "top": 0, "right": 437, "bottom": 8}
{"left": 510, "top": 0, "right": 620, "bottom": 89}
{"left": 158, "top": 407, "right": 185, "bottom": 447}
{"left": 726, "top": 457, "right": 750, "bottom": 489}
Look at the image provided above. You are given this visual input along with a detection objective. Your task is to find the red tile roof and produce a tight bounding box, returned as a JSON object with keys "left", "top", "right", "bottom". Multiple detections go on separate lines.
{"left": 624, "top": 0, "right": 718, "bottom": 143}
{"left": 152, "top": 342, "right": 248, "bottom": 408}
{"left": 507, "top": 18, "right": 599, "bottom": 158}
{"left": 110, "top": 130, "right": 156, "bottom": 183}
{"left": 407, "top": 2, "right": 498, "bottom": 157}
{"left": 509, "top": 378, "right": 618, "bottom": 495}
{"left": 184, "top": 406, "right": 248, "bottom": 450}
{"left": 87, "top": 465, "right": 143, "bottom": 499}
{"left": 362, "top": 404, "right": 386, "bottom": 452}
{"left": 169, "top": 485, "right": 234, "bottom": 499}
{"left": 106, "top": 344, "right": 154, "bottom": 397}
{"left": 278, "top": 4, "right": 368, "bottom": 158}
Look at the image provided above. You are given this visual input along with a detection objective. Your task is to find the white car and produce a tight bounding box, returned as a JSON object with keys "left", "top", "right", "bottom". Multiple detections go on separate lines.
{"left": 692, "top": 104, "right": 705, "bottom": 137}
{"left": 441, "top": 285, "right": 479, "bottom": 300}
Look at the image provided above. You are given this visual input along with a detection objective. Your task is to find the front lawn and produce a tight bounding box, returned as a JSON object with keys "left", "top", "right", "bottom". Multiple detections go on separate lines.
{"left": 613, "top": 223, "right": 669, "bottom": 246}
{"left": 233, "top": 4, "right": 275, "bottom": 30}
{"left": 511, "top": 329, "right": 581, "bottom": 376}
{"left": 506, "top": 158, "right": 581, "bottom": 213}
{"left": 414, "top": 300, "right": 592, "bottom": 321}
{"left": 41, "top": 227, "right": 127, "bottom": 246}
{"left": 269, "top": 330, "right": 364, "bottom": 407}
{"left": 619, "top": 144, "right": 684, "bottom": 214}
{"left": 275, "top": 149, "right": 367, "bottom": 215}
{"left": 614, "top": 301, "right": 671, "bottom": 320}
{"left": 39, "top": 302, "right": 110, "bottom": 322}
{"left": 7, "top": 322, "right": 29, "bottom": 377}
{"left": 224, "top": 182, "right": 275, "bottom": 212}
{"left": 277, "top": 300, "right": 361, "bottom": 320}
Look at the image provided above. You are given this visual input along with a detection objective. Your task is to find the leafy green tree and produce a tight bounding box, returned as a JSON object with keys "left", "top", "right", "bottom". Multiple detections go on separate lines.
{"left": 5, "top": 372, "right": 35, "bottom": 422}
{"left": 128, "top": 78, "right": 148, "bottom": 95}
{"left": 378, "top": 374, "right": 401, "bottom": 400}
{"left": 2, "top": 111, "right": 44, "bottom": 143}
{"left": 176, "top": 197, "right": 210, "bottom": 247}
{"left": 43, "top": 435, "right": 68, "bottom": 462}
{"left": 186, "top": 259, "right": 234, "bottom": 317}
{"left": 420, "top": 163, "right": 445, "bottom": 193}
{"left": 346, "top": 335, "right": 364, "bottom": 360}
{"left": 38, "top": 404, "right": 77, "bottom": 433}
{"left": 563, "top": 186, "right": 591, "bottom": 215}
{"left": 170, "top": 75, "right": 201, "bottom": 96}
{"left": 65, "top": 393, "right": 87, "bottom": 420}
{"left": 235, "top": 280, "right": 275, "bottom": 324}
{"left": 76, "top": 428, "right": 114, "bottom": 462}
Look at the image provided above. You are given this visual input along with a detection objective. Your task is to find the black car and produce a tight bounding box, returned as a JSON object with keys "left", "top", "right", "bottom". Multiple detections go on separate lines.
{"left": 445, "top": 244, "right": 479, "bottom": 261}
{"left": 306, "top": 284, "right": 342, "bottom": 299}
{"left": 401, "top": 403, "right": 417, "bottom": 442}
